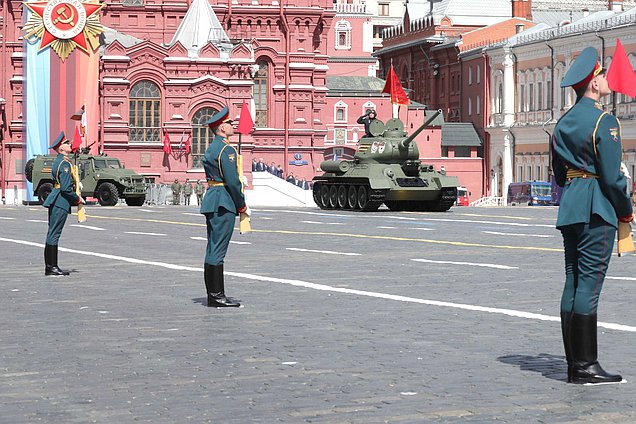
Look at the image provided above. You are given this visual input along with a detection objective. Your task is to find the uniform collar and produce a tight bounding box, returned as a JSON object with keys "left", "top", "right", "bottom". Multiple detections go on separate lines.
{"left": 578, "top": 96, "right": 604, "bottom": 110}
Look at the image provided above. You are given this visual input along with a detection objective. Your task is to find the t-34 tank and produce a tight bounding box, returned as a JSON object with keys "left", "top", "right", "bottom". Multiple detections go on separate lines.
{"left": 312, "top": 109, "right": 459, "bottom": 212}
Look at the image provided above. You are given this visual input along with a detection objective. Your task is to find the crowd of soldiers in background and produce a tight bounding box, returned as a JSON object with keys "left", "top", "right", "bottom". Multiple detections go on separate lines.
{"left": 252, "top": 158, "right": 312, "bottom": 190}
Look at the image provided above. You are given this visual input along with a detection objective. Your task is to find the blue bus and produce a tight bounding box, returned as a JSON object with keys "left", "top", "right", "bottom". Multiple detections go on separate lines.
{"left": 507, "top": 181, "right": 553, "bottom": 206}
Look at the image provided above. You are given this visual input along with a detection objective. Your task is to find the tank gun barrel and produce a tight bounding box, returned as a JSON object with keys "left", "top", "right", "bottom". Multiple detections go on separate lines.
{"left": 400, "top": 109, "right": 442, "bottom": 149}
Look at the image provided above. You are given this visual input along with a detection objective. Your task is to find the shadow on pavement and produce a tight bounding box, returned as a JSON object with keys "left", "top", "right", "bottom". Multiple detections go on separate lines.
{"left": 498, "top": 353, "right": 568, "bottom": 382}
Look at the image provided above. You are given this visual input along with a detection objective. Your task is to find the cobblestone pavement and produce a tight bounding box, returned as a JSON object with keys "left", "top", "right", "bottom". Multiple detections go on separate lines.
{"left": 1, "top": 204, "right": 635, "bottom": 423}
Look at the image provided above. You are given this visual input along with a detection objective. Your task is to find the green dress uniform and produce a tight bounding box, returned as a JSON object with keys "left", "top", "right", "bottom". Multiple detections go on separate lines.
{"left": 42, "top": 133, "right": 80, "bottom": 276}
{"left": 199, "top": 106, "right": 247, "bottom": 307}
{"left": 171, "top": 180, "right": 181, "bottom": 205}
{"left": 551, "top": 47, "right": 633, "bottom": 384}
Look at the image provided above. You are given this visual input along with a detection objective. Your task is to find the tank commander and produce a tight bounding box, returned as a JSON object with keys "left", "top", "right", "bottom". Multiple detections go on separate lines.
{"left": 357, "top": 110, "right": 377, "bottom": 137}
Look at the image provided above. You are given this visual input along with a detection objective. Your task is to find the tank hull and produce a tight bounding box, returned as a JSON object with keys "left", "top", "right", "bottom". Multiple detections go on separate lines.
{"left": 312, "top": 163, "right": 459, "bottom": 212}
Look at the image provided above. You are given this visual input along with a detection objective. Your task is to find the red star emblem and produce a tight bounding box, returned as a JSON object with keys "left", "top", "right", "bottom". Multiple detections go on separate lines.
{"left": 25, "top": 0, "right": 103, "bottom": 53}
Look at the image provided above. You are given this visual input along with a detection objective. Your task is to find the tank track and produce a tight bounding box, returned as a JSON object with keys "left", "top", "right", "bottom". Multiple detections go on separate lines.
{"left": 313, "top": 181, "right": 387, "bottom": 212}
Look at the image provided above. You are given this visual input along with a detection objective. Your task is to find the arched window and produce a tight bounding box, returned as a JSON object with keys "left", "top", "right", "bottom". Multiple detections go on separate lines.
{"left": 129, "top": 81, "right": 161, "bottom": 143}
{"left": 497, "top": 83, "right": 503, "bottom": 114}
{"left": 254, "top": 60, "right": 268, "bottom": 127}
{"left": 191, "top": 107, "right": 218, "bottom": 169}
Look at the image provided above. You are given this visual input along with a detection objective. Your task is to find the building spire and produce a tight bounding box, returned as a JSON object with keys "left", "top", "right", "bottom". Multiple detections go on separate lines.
{"left": 169, "top": 0, "right": 230, "bottom": 56}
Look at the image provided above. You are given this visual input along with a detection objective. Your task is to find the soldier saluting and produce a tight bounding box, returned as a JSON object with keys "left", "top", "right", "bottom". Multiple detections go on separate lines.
{"left": 200, "top": 106, "right": 251, "bottom": 307}
{"left": 42, "top": 132, "right": 85, "bottom": 276}
{"left": 552, "top": 47, "right": 634, "bottom": 385}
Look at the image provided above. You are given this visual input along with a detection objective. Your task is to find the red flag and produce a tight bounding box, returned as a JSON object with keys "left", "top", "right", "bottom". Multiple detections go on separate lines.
{"left": 382, "top": 65, "right": 410, "bottom": 106}
{"left": 185, "top": 133, "right": 191, "bottom": 154}
{"left": 71, "top": 125, "right": 83, "bottom": 153}
{"left": 607, "top": 38, "right": 636, "bottom": 98}
{"left": 237, "top": 100, "right": 255, "bottom": 135}
{"left": 163, "top": 130, "right": 172, "bottom": 154}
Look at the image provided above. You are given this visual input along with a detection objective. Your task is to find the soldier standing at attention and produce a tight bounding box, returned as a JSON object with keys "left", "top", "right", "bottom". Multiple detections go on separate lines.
{"left": 552, "top": 47, "right": 634, "bottom": 385}
{"left": 200, "top": 106, "right": 251, "bottom": 307}
{"left": 183, "top": 178, "right": 193, "bottom": 205}
{"left": 42, "top": 132, "right": 85, "bottom": 276}
{"left": 171, "top": 179, "right": 181, "bottom": 205}
{"left": 195, "top": 180, "right": 205, "bottom": 206}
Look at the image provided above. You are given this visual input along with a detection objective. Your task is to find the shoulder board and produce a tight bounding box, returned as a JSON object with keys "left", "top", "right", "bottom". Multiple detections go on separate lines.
{"left": 592, "top": 112, "right": 609, "bottom": 159}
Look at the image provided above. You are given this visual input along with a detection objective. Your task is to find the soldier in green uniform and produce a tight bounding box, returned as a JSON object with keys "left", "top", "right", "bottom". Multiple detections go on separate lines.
{"left": 195, "top": 180, "right": 205, "bottom": 205}
{"left": 171, "top": 179, "right": 181, "bottom": 205}
{"left": 42, "top": 132, "right": 84, "bottom": 276}
{"left": 552, "top": 47, "right": 634, "bottom": 384}
{"left": 200, "top": 106, "right": 250, "bottom": 307}
{"left": 183, "top": 178, "right": 193, "bottom": 205}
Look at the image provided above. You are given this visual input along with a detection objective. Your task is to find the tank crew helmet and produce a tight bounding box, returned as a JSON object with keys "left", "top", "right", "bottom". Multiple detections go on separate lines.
{"left": 50, "top": 131, "right": 69, "bottom": 150}
{"left": 561, "top": 47, "right": 605, "bottom": 91}
{"left": 205, "top": 106, "right": 232, "bottom": 131}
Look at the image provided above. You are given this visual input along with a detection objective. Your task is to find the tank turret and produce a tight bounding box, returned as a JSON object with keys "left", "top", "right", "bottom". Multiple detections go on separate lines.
{"left": 312, "top": 109, "right": 459, "bottom": 212}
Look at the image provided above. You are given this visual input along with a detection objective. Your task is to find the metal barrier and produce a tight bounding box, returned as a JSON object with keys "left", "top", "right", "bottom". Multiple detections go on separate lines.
{"left": 146, "top": 183, "right": 171, "bottom": 205}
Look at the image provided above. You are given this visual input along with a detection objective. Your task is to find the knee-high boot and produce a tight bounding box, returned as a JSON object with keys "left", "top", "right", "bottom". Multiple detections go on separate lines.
{"left": 45, "top": 244, "right": 69, "bottom": 276}
{"left": 560, "top": 311, "right": 573, "bottom": 382}
{"left": 570, "top": 313, "right": 622, "bottom": 384}
{"left": 204, "top": 264, "right": 240, "bottom": 308}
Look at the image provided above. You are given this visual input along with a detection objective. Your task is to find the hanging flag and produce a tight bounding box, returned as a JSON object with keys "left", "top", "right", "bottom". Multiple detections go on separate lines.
{"left": 71, "top": 125, "right": 83, "bottom": 153}
{"left": 606, "top": 38, "right": 636, "bottom": 98}
{"left": 382, "top": 65, "right": 410, "bottom": 106}
{"left": 185, "top": 133, "right": 191, "bottom": 154}
{"left": 163, "top": 130, "right": 172, "bottom": 154}
{"left": 237, "top": 100, "right": 255, "bottom": 135}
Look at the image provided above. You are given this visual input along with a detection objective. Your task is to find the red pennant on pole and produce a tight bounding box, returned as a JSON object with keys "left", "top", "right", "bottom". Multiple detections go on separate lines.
{"left": 382, "top": 65, "right": 410, "bottom": 106}
{"left": 606, "top": 38, "right": 636, "bottom": 98}
{"left": 162, "top": 130, "right": 172, "bottom": 154}
{"left": 185, "top": 133, "right": 191, "bottom": 154}
{"left": 71, "top": 125, "right": 83, "bottom": 153}
{"left": 237, "top": 100, "right": 255, "bottom": 135}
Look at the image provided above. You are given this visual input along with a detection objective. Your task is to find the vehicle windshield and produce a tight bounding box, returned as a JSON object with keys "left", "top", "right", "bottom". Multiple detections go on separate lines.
{"left": 531, "top": 184, "right": 551, "bottom": 196}
{"left": 458, "top": 189, "right": 467, "bottom": 197}
{"left": 93, "top": 158, "right": 122, "bottom": 169}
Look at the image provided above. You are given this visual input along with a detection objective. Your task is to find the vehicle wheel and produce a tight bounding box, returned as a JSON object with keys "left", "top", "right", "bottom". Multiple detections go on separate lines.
{"left": 357, "top": 185, "right": 368, "bottom": 210}
{"left": 37, "top": 182, "right": 53, "bottom": 203}
{"left": 25, "top": 159, "right": 35, "bottom": 183}
{"left": 125, "top": 196, "right": 145, "bottom": 206}
{"left": 337, "top": 185, "right": 348, "bottom": 209}
{"left": 329, "top": 185, "right": 338, "bottom": 209}
{"left": 347, "top": 186, "right": 358, "bottom": 209}
{"left": 97, "top": 182, "right": 119, "bottom": 206}
{"left": 320, "top": 185, "right": 331, "bottom": 209}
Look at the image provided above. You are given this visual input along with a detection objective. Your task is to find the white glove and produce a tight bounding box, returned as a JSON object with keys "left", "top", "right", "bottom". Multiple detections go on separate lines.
{"left": 243, "top": 205, "right": 252, "bottom": 217}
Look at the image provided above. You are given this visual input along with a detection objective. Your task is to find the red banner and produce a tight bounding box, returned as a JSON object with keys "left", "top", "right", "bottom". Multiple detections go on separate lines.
{"left": 382, "top": 65, "right": 410, "bottom": 106}
{"left": 237, "top": 100, "right": 255, "bottom": 135}
{"left": 607, "top": 38, "right": 636, "bottom": 98}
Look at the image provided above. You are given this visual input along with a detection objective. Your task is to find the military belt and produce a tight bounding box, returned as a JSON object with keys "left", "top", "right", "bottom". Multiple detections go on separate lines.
{"left": 208, "top": 181, "right": 227, "bottom": 187}
{"left": 54, "top": 183, "right": 60, "bottom": 189}
{"left": 566, "top": 170, "right": 598, "bottom": 180}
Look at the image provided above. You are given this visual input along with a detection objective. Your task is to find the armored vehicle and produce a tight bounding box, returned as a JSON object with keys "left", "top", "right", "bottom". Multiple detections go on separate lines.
{"left": 312, "top": 110, "right": 459, "bottom": 212}
{"left": 25, "top": 152, "right": 147, "bottom": 206}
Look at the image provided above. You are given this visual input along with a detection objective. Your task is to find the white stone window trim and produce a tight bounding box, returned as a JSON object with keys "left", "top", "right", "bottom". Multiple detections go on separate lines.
{"left": 334, "top": 100, "right": 348, "bottom": 123}
{"left": 335, "top": 20, "right": 352, "bottom": 50}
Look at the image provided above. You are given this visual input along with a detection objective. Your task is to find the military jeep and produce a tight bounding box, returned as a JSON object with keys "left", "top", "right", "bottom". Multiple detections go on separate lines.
{"left": 25, "top": 153, "right": 148, "bottom": 206}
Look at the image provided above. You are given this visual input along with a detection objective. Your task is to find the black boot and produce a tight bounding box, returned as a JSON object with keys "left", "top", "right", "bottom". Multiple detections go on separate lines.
{"left": 204, "top": 264, "right": 240, "bottom": 308}
{"left": 570, "top": 313, "right": 622, "bottom": 384}
{"left": 560, "top": 311, "right": 573, "bottom": 382}
{"left": 44, "top": 244, "right": 69, "bottom": 276}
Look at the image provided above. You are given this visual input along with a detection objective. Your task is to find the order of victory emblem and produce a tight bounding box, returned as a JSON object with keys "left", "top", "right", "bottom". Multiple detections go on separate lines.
{"left": 23, "top": 0, "right": 104, "bottom": 60}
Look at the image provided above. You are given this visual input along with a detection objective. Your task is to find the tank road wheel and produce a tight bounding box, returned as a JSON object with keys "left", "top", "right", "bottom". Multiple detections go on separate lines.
{"left": 347, "top": 186, "right": 358, "bottom": 210}
{"left": 313, "top": 183, "right": 324, "bottom": 208}
{"left": 337, "top": 185, "right": 348, "bottom": 209}
{"left": 357, "top": 185, "right": 369, "bottom": 210}
{"left": 97, "top": 182, "right": 119, "bottom": 206}
{"left": 328, "top": 185, "right": 339, "bottom": 209}
{"left": 320, "top": 184, "right": 332, "bottom": 209}
{"left": 25, "top": 159, "right": 35, "bottom": 183}
{"left": 37, "top": 182, "right": 53, "bottom": 203}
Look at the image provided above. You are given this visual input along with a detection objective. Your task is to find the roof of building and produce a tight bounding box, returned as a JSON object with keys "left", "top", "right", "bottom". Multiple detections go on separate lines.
{"left": 533, "top": 0, "right": 636, "bottom": 9}
{"left": 441, "top": 122, "right": 482, "bottom": 147}
{"left": 458, "top": 18, "right": 537, "bottom": 52}
{"left": 326, "top": 76, "right": 388, "bottom": 96}
{"left": 101, "top": 26, "right": 143, "bottom": 53}
{"left": 407, "top": 0, "right": 512, "bottom": 26}
{"left": 168, "top": 0, "right": 231, "bottom": 56}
